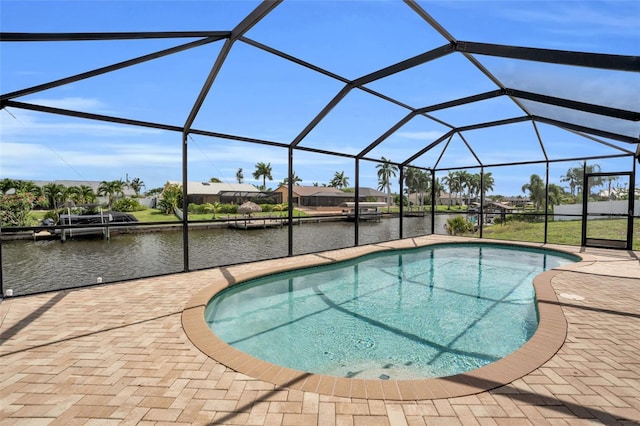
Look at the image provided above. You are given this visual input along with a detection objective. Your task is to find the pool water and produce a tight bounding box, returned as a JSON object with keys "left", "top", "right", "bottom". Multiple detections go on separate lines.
{"left": 205, "top": 244, "right": 578, "bottom": 379}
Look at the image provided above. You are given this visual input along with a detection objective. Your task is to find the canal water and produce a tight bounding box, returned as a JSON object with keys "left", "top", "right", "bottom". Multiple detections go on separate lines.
{"left": 2, "top": 216, "right": 452, "bottom": 296}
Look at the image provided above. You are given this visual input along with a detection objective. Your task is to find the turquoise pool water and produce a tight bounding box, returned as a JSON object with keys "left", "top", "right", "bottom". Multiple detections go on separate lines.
{"left": 205, "top": 244, "right": 578, "bottom": 379}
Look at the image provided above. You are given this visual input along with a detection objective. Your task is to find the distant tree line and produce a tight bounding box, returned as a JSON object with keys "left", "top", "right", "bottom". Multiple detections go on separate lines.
{"left": 0, "top": 177, "right": 146, "bottom": 226}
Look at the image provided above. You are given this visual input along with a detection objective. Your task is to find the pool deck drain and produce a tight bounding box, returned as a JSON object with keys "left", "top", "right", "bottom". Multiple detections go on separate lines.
{"left": 1, "top": 235, "right": 639, "bottom": 424}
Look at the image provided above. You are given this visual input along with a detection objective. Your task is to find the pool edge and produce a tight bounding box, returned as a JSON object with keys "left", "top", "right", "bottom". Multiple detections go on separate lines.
{"left": 182, "top": 237, "right": 591, "bottom": 401}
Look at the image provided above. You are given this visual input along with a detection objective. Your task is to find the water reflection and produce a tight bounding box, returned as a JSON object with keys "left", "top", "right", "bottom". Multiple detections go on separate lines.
{"left": 2, "top": 216, "right": 449, "bottom": 296}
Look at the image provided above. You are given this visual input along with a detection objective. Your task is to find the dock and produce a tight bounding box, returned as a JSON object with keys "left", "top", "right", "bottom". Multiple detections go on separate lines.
{"left": 33, "top": 230, "right": 56, "bottom": 240}
{"left": 228, "top": 218, "right": 285, "bottom": 230}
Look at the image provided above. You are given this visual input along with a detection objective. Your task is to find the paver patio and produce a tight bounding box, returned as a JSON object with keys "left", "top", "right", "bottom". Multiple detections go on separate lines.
{"left": 1, "top": 236, "right": 639, "bottom": 425}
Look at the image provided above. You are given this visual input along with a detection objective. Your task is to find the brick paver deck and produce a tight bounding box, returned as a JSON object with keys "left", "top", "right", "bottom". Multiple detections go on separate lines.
{"left": 1, "top": 236, "right": 639, "bottom": 425}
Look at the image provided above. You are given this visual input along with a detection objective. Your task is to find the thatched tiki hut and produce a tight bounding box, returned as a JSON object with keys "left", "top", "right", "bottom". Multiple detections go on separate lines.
{"left": 237, "top": 201, "right": 262, "bottom": 217}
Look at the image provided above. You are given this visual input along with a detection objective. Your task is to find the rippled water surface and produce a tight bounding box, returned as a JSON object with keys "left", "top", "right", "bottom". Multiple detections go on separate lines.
{"left": 3, "top": 216, "right": 443, "bottom": 295}
{"left": 205, "top": 244, "right": 578, "bottom": 379}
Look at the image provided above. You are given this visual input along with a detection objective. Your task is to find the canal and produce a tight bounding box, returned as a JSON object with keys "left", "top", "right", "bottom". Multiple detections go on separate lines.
{"left": 2, "top": 215, "right": 452, "bottom": 296}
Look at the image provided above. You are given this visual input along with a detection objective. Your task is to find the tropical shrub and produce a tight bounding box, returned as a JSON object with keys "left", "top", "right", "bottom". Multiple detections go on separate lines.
{"left": 511, "top": 213, "right": 544, "bottom": 223}
{"left": 272, "top": 203, "right": 288, "bottom": 212}
{"left": 188, "top": 203, "right": 207, "bottom": 214}
{"left": 112, "top": 198, "right": 147, "bottom": 212}
{"left": 0, "top": 192, "right": 43, "bottom": 226}
{"left": 218, "top": 204, "right": 238, "bottom": 215}
{"left": 445, "top": 215, "right": 474, "bottom": 236}
{"left": 157, "top": 184, "right": 182, "bottom": 215}
{"left": 43, "top": 209, "right": 60, "bottom": 222}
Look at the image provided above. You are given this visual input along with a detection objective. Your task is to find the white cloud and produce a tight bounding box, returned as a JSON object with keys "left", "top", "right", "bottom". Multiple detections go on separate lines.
{"left": 1, "top": 141, "right": 180, "bottom": 169}
{"left": 0, "top": 141, "right": 43, "bottom": 158}
{"left": 188, "top": 140, "right": 288, "bottom": 166}
{"left": 186, "top": 137, "right": 354, "bottom": 185}
{"left": 0, "top": 138, "right": 186, "bottom": 188}
{"left": 489, "top": 65, "right": 639, "bottom": 113}
{"left": 500, "top": 4, "right": 640, "bottom": 38}
{"left": 1, "top": 106, "right": 163, "bottom": 139}
{"left": 24, "top": 97, "right": 108, "bottom": 111}
{"left": 394, "top": 130, "right": 445, "bottom": 140}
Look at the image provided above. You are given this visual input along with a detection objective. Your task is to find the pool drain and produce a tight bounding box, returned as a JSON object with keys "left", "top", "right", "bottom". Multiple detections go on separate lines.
{"left": 354, "top": 337, "right": 375, "bottom": 349}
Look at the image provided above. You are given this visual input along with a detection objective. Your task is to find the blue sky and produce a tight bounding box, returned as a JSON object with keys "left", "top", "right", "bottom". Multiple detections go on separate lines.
{"left": 1, "top": 0, "right": 638, "bottom": 196}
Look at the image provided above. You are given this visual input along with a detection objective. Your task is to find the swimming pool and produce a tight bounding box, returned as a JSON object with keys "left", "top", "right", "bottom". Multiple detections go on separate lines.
{"left": 203, "top": 243, "right": 579, "bottom": 380}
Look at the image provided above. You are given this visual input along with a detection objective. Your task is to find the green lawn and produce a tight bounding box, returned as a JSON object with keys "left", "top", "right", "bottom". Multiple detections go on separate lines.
{"left": 481, "top": 218, "right": 639, "bottom": 249}
{"left": 384, "top": 205, "right": 468, "bottom": 214}
{"left": 130, "top": 208, "right": 308, "bottom": 222}
{"left": 131, "top": 209, "right": 180, "bottom": 223}
{"left": 28, "top": 208, "right": 177, "bottom": 224}
{"left": 29, "top": 208, "right": 308, "bottom": 224}
{"left": 24, "top": 208, "right": 640, "bottom": 250}
{"left": 30, "top": 211, "right": 47, "bottom": 222}
{"left": 187, "top": 209, "right": 308, "bottom": 221}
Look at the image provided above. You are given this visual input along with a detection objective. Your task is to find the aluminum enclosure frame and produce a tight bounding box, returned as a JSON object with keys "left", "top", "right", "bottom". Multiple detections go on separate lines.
{"left": 1, "top": 0, "right": 639, "bottom": 295}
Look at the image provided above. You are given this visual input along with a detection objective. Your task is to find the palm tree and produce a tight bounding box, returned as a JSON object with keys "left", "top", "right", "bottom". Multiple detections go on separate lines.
{"left": 583, "top": 163, "right": 603, "bottom": 200}
{"left": 548, "top": 183, "right": 564, "bottom": 209}
{"left": 98, "top": 179, "right": 125, "bottom": 210}
{"left": 236, "top": 168, "right": 244, "bottom": 184}
{"left": 129, "top": 177, "right": 145, "bottom": 197}
{"left": 469, "top": 173, "right": 481, "bottom": 204}
{"left": 481, "top": 172, "right": 494, "bottom": 200}
{"left": 457, "top": 171, "right": 472, "bottom": 205}
{"left": 329, "top": 171, "right": 349, "bottom": 189}
{"left": 66, "top": 185, "right": 97, "bottom": 205}
{"left": 561, "top": 164, "right": 602, "bottom": 202}
{"left": 15, "top": 180, "right": 40, "bottom": 196}
{"left": 440, "top": 173, "right": 451, "bottom": 208}
{"left": 282, "top": 171, "right": 302, "bottom": 186}
{"left": 418, "top": 170, "right": 432, "bottom": 209}
{"left": 252, "top": 162, "right": 273, "bottom": 190}
{"left": 452, "top": 171, "right": 464, "bottom": 205}
{"left": 429, "top": 176, "right": 442, "bottom": 205}
{"left": 145, "top": 187, "right": 164, "bottom": 197}
{"left": 521, "top": 174, "right": 545, "bottom": 210}
{"left": 67, "top": 186, "right": 82, "bottom": 205}
{"left": 603, "top": 175, "right": 619, "bottom": 200}
{"left": 42, "top": 182, "right": 67, "bottom": 212}
{"left": 82, "top": 185, "right": 97, "bottom": 204}
{"left": 204, "top": 202, "right": 221, "bottom": 219}
{"left": 402, "top": 167, "right": 418, "bottom": 209}
{"left": 404, "top": 168, "right": 431, "bottom": 210}
{"left": 441, "top": 171, "right": 460, "bottom": 209}
{"left": 376, "top": 157, "right": 398, "bottom": 212}
{"left": 560, "top": 166, "right": 581, "bottom": 198}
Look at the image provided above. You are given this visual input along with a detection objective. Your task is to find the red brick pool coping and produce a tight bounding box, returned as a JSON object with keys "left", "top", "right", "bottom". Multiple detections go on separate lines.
{"left": 182, "top": 239, "right": 597, "bottom": 401}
